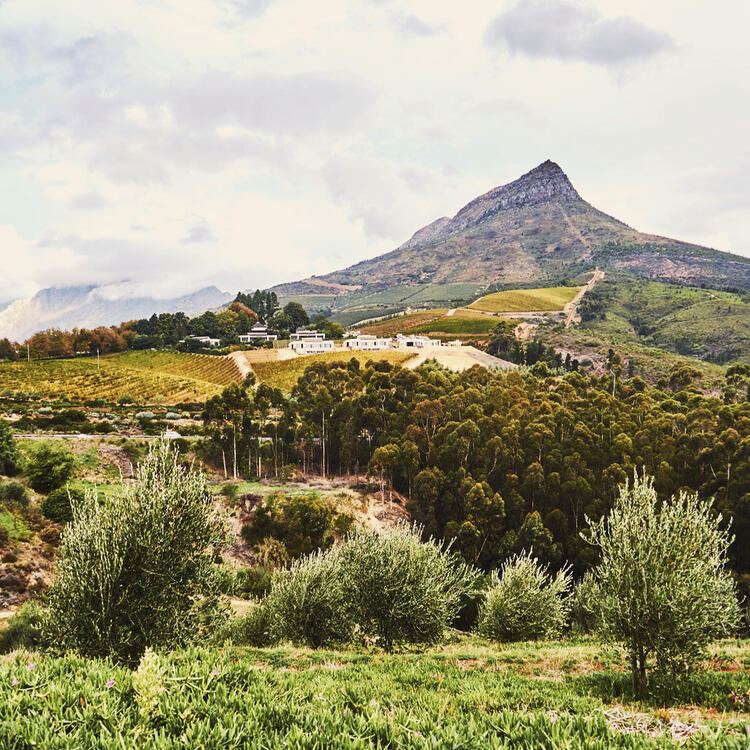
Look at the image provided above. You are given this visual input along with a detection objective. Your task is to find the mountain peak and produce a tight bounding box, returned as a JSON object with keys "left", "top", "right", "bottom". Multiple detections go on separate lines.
{"left": 450, "top": 160, "right": 581, "bottom": 232}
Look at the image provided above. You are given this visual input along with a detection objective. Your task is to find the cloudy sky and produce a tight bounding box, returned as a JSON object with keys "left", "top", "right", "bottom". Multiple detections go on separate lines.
{"left": 1, "top": 0, "right": 748, "bottom": 302}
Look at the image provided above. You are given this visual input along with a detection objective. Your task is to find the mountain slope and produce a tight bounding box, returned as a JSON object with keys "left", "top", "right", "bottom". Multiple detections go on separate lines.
{"left": 274, "top": 160, "right": 750, "bottom": 299}
{"left": 0, "top": 284, "right": 232, "bottom": 341}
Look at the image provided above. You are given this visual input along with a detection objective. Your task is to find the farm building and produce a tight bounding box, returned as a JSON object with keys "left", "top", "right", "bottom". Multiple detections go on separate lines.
{"left": 396, "top": 334, "right": 442, "bottom": 348}
{"left": 290, "top": 329, "right": 326, "bottom": 341}
{"left": 185, "top": 335, "right": 221, "bottom": 347}
{"left": 344, "top": 334, "right": 391, "bottom": 350}
{"left": 289, "top": 336, "right": 335, "bottom": 354}
{"left": 239, "top": 322, "right": 277, "bottom": 343}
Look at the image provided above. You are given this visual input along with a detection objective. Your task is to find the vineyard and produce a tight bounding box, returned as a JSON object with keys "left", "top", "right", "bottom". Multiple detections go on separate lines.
{"left": 405, "top": 315, "right": 502, "bottom": 335}
{"left": 0, "top": 352, "right": 242, "bottom": 405}
{"left": 251, "top": 350, "right": 416, "bottom": 392}
{"left": 470, "top": 286, "right": 581, "bottom": 313}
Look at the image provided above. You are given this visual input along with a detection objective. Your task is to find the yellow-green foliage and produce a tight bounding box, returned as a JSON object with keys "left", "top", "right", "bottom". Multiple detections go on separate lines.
{"left": 251, "top": 351, "right": 415, "bottom": 392}
{"left": 0, "top": 352, "right": 241, "bottom": 404}
{"left": 470, "top": 286, "right": 580, "bottom": 312}
{"left": 132, "top": 648, "right": 165, "bottom": 719}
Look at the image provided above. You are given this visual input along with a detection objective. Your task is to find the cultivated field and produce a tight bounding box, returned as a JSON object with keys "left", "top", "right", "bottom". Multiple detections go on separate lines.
{"left": 0, "top": 352, "right": 241, "bottom": 405}
{"left": 2, "top": 637, "right": 749, "bottom": 747}
{"left": 470, "top": 286, "right": 581, "bottom": 313}
{"left": 405, "top": 316, "right": 501, "bottom": 335}
{"left": 358, "top": 309, "right": 448, "bottom": 337}
{"left": 251, "top": 350, "right": 416, "bottom": 392}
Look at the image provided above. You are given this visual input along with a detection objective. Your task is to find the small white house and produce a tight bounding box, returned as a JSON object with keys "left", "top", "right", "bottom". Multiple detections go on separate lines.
{"left": 344, "top": 334, "right": 391, "bottom": 351}
{"left": 396, "top": 334, "right": 441, "bottom": 348}
{"left": 187, "top": 335, "right": 221, "bottom": 347}
{"left": 290, "top": 338, "right": 335, "bottom": 354}
{"left": 239, "top": 322, "right": 277, "bottom": 343}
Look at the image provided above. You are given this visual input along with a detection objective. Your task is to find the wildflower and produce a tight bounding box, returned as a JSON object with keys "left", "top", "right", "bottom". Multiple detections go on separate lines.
{"left": 11, "top": 679, "right": 18, "bottom": 686}
{"left": 211, "top": 669, "right": 219, "bottom": 676}
{"left": 27, "top": 664, "right": 35, "bottom": 671}
{"left": 106, "top": 680, "right": 115, "bottom": 688}
{"left": 432, "top": 673, "right": 437, "bottom": 678}
{"left": 343, "top": 709, "right": 348, "bottom": 717}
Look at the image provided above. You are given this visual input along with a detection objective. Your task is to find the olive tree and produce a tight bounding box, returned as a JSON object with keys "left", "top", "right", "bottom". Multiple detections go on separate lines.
{"left": 586, "top": 472, "right": 741, "bottom": 695}
{"left": 478, "top": 551, "right": 571, "bottom": 642}
{"left": 340, "top": 524, "right": 481, "bottom": 650}
{"left": 46, "top": 441, "right": 226, "bottom": 664}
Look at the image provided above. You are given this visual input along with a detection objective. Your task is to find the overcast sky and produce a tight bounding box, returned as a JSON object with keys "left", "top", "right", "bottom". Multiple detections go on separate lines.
{"left": 1, "top": 0, "right": 748, "bottom": 302}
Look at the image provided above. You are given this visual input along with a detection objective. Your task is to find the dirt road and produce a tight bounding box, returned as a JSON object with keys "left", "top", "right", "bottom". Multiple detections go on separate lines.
{"left": 565, "top": 269, "right": 604, "bottom": 328}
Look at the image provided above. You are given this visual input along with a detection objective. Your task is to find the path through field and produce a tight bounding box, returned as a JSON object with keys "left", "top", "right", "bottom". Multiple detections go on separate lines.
{"left": 565, "top": 268, "right": 604, "bottom": 328}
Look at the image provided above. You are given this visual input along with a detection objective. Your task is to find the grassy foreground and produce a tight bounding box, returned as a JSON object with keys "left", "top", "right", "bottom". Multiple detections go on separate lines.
{"left": 470, "top": 286, "right": 580, "bottom": 313}
{"left": 2, "top": 638, "right": 749, "bottom": 748}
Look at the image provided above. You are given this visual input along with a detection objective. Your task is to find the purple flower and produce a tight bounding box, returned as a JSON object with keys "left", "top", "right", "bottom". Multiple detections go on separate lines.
{"left": 211, "top": 669, "right": 219, "bottom": 676}
{"left": 11, "top": 679, "right": 18, "bottom": 686}
{"left": 26, "top": 664, "right": 35, "bottom": 671}
{"left": 106, "top": 680, "right": 115, "bottom": 688}
{"left": 343, "top": 709, "right": 348, "bottom": 717}
{"left": 432, "top": 673, "right": 437, "bottom": 678}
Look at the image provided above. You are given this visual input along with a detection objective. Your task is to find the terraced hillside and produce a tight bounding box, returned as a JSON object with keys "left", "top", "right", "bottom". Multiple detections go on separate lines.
{"left": 0, "top": 351, "right": 242, "bottom": 404}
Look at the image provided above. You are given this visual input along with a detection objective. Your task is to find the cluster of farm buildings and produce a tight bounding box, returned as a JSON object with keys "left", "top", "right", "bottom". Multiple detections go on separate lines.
{"left": 183, "top": 322, "right": 461, "bottom": 355}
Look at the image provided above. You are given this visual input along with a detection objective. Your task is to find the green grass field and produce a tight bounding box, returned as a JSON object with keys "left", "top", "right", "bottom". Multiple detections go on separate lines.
{"left": 251, "top": 351, "right": 416, "bottom": 392}
{"left": 0, "top": 352, "right": 241, "bottom": 405}
{"left": 2, "top": 637, "right": 749, "bottom": 747}
{"left": 470, "top": 286, "right": 580, "bottom": 313}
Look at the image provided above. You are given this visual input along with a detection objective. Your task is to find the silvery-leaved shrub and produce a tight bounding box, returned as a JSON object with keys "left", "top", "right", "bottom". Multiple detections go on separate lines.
{"left": 132, "top": 647, "right": 165, "bottom": 720}
{"left": 586, "top": 472, "right": 741, "bottom": 695}
{"left": 266, "top": 546, "right": 352, "bottom": 647}
{"left": 45, "top": 441, "right": 227, "bottom": 665}
{"left": 339, "top": 524, "right": 481, "bottom": 650}
{"left": 478, "top": 551, "right": 571, "bottom": 642}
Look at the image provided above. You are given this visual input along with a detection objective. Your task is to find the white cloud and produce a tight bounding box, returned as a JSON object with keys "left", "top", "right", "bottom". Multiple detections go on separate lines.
{"left": 485, "top": 0, "right": 674, "bottom": 68}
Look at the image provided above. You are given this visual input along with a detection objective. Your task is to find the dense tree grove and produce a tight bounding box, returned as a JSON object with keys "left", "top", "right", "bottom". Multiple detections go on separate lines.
{"left": 202, "top": 359, "right": 750, "bottom": 590}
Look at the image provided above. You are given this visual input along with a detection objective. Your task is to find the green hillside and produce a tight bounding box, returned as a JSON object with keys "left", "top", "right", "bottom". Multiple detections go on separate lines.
{"left": 578, "top": 276, "right": 750, "bottom": 364}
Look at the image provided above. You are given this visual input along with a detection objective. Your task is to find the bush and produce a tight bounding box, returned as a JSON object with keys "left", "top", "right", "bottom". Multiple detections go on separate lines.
{"left": 216, "top": 601, "right": 273, "bottom": 647}
{"left": 265, "top": 524, "right": 481, "bottom": 650}
{"left": 0, "top": 481, "right": 29, "bottom": 509}
{"left": 41, "top": 487, "right": 84, "bottom": 524}
{"left": 568, "top": 570, "right": 601, "bottom": 635}
{"left": 0, "top": 419, "right": 20, "bottom": 476}
{"left": 0, "top": 601, "right": 49, "bottom": 653}
{"left": 478, "top": 551, "right": 571, "bottom": 642}
{"left": 339, "top": 524, "right": 481, "bottom": 649}
{"left": 44, "top": 441, "right": 227, "bottom": 665}
{"left": 25, "top": 443, "right": 75, "bottom": 493}
{"left": 266, "top": 547, "right": 353, "bottom": 647}
{"left": 587, "top": 472, "right": 741, "bottom": 695}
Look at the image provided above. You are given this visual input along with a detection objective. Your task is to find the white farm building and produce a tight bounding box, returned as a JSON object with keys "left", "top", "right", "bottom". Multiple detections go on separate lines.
{"left": 289, "top": 337, "right": 335, "bottom": 354}
{"left": 344, "top": 334, "right": 391, "bottom": 351}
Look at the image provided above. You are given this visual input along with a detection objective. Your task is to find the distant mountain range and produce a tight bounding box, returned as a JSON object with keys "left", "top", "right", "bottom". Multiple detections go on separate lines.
{"left": 272, "top": 160, "right": 750, "bottom": 301}
{"left": 0, "top": 285, "right": 232, "bottom": 341}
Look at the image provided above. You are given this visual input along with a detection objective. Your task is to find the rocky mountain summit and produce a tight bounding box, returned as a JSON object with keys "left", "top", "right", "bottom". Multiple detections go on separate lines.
{"left": 276, "top": 160, "right": 750, "bottom": 296}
